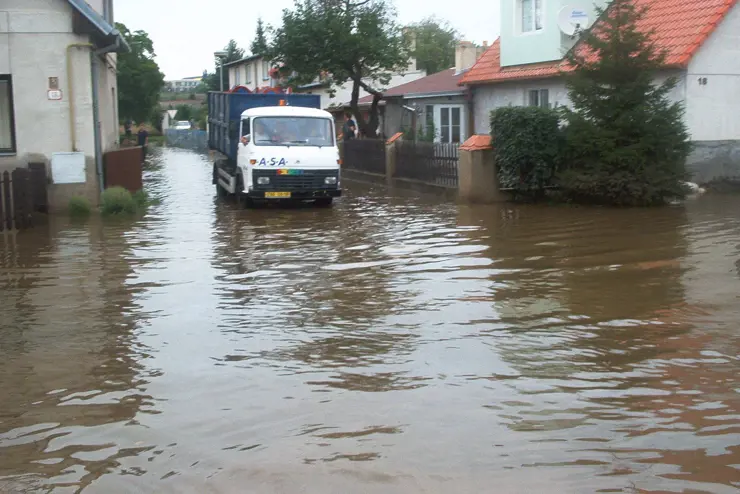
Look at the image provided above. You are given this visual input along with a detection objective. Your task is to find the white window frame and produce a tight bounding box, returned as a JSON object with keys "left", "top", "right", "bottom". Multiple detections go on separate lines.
{"left": 518, "top": 0, "right": 544, "bottom": 34}
{"left": 433, "top": 104, "right": 465, "bottom": 144}
{"left": 246, "top": 63, "right": 252, "bottom": 84}
{"left": 235, "top": 67, "right": 241, "bottom": 86}
{"left": 262, "top": 60, "right": 270, "bottom": 81}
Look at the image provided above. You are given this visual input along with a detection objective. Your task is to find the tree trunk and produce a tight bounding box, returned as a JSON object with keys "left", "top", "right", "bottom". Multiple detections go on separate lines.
{"left": 349, "top": 76, "right": 381, "bottom": 139}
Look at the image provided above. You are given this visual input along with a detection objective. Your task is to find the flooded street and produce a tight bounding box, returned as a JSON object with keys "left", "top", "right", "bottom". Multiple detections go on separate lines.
{"left": 1, "top": 147, "right": 739, "bottom": 493}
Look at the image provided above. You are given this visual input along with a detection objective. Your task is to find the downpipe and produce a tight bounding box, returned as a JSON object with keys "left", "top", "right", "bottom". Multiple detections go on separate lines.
{"left": 91, "top": 38, "right": 122, "bottom": 192}
{"left": 66, "top": 43, "right": 93, "bottom": 151}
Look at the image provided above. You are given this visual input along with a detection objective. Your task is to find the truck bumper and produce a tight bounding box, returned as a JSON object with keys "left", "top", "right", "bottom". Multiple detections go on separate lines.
{"left": 246, "top": 189, "right": 342, "bottom": 199}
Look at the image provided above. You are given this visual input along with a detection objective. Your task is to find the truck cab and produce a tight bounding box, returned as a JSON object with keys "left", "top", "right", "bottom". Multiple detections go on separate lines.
{"left": 211, "top": 100, "right": 341, "bottom": 207}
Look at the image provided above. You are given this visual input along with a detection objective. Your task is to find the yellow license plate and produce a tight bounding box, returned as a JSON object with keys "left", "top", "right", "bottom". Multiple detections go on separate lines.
{"left": 265, "top": 191, "right": 291, "bottom": 198}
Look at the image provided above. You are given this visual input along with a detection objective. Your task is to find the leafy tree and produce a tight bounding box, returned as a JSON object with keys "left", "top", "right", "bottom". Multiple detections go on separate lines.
{"left": 116, "top": 23, "right": 165, "bottom": 124}
{"left": 407, "top": 17, "right": 459, "bottom": 75}
{"left": 269, "top": 0, "right": 410, "bottom": 137}
{"left": 174, "top": 104, "right": 194, "bottom": 121}
{"left": 206, "top": 39, "right": 245, "bottom": 91}
{"left": 559, "top": 0, "right": 690, "bottom": 206}
{"left": 250, "top": 18, "right": 269, "bottom": 55}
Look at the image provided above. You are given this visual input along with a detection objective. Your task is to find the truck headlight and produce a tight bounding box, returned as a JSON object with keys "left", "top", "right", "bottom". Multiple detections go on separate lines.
{"left": 257, "top": 177, "right": 270, "bottom": 185}
{"left": 324, "top": 176, "right": 337, "bottom": 185}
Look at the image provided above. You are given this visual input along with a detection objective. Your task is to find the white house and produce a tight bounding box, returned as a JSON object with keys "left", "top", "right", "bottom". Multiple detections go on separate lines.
{"left": 0, "top": 0, "right": 127, "bottom": 210}
{"left": 224, "top": 51, "right": 427, "bottom": 111}
{"left": 461, "top": 0, "right": 740, "bottom": 183}
{"left": 226, "top": 54, "right": 275, "bottom": 93}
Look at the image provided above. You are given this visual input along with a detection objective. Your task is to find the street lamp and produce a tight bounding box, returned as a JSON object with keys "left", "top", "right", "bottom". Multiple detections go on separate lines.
{"left": 214, "top": 51, "right": 228, "bottom": 92}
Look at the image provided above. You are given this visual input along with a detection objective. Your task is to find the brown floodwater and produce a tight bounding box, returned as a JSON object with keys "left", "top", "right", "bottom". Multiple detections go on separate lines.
{"left": 1, "top": 147, "right": 739, "bottom": 493}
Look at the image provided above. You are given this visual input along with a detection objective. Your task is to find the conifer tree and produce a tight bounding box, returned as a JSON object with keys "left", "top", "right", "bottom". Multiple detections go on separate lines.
{"left": 560, "top": 0, "right": 690, "bottom": 206}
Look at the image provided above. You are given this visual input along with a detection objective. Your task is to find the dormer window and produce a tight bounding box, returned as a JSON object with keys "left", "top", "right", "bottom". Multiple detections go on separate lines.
{"left": 520, "top": 0, "right": 543, "bottom": 33}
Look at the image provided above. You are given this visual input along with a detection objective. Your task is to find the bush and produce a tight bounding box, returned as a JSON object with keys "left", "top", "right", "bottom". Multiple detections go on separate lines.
{"left": 101, "top": 187, "right": 137, "bottom": 215}
{"left": 490, "top": 106, "right": 563, "bottom": 198}
{"left": 558, "top": 0, "right": 690, "bottom": 206}
{"left": 68, "top": 195, "right": 92, "bottom": 217}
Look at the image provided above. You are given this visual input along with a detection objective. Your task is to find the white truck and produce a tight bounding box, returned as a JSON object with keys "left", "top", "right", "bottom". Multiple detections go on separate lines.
{"left": 209, "top": 92, "right": 342, "bottom": 207}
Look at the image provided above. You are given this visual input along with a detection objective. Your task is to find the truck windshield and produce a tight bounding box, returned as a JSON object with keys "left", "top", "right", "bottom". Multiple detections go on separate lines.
{"left": 252, "top": 117, "right": 334, "bottom": 147}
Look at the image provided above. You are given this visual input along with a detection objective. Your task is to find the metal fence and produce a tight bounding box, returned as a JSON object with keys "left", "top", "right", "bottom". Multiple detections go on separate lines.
{"left": 104, "top": 147, "right": 144, "bottom": 193}
{"left": 1, "top": 165, "right": 47, "bottom": 231}
{"left": 165, "top": 129, "right": 208, "bottom": 151}
{"left": 395, "top": 141, "right": 459, "bottom": 187}
{"left": 343, "top": 138, "right": 386, "bottom": 175}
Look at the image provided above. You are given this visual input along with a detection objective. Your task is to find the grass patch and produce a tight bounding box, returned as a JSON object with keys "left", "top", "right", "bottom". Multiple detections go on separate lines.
{"left": 101, "top": 187, "right": 137, "bottom": 215}
{"left": 132, "top": 189, "right": 160, "bottom": 210}
{"left": 68, "top": 195, "right": 92, "bottom": 218}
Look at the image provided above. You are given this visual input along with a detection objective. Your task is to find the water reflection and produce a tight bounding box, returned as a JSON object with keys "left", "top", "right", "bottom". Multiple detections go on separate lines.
{"left": 0, "top": 216, "right": 153, "bottom": 492}
{"left": 1, "top": 148, "right": 738, "bottom": 493}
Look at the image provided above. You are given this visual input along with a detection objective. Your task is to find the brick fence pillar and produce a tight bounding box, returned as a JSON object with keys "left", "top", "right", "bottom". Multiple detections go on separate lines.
{"left": 458, "top": 135, "right": 505, "bottom": 203}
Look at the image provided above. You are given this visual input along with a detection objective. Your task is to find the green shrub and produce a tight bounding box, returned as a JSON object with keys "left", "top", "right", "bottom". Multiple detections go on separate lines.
{"left": 100, "top": 187, "right": 137, "bottom": 215}
{"left": 558, "top": 0, "right": 690, "bottom": 206}
{"left": 68, "top": 195, "right": 92, "bottom": 217}
{"left": 490, "top": 106, "right": 563, "bottom": 198}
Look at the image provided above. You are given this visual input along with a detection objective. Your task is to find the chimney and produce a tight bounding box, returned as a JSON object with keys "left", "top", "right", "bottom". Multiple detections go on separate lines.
{"left": 403, "top": 27, "right": 418, "bottom": 73}
{"left": 455, "top": 40, "right": 479, "bottom": 75}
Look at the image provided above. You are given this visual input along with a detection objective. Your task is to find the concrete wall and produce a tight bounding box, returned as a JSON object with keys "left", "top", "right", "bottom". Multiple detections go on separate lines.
{"left": 0, "top": 0, "right": 120, "bottom": 209}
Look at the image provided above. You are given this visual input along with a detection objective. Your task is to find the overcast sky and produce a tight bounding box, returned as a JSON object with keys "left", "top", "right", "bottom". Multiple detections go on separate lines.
{"left": 115, "top": 0, "right": 501, "bottom": 80}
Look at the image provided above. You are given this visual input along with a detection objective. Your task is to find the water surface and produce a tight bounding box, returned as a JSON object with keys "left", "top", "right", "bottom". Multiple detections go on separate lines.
{"left": 1, "top": 148, "right": 739, "bottom": 493}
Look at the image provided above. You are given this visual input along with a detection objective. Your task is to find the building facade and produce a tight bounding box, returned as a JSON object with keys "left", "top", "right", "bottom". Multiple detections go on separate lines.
{"left": 462, "top": 0, "right": 740, "bottom": 184}
{"left": 0, "top": 0, "right": 127, "bottom": 210}
{"left": 165, "top": 76, "right": 203, "bottom": 92}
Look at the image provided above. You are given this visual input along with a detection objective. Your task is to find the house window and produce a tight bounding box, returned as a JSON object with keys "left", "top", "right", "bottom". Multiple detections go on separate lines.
{"left": 435, "top": 105, "right": 464, "bottom": 144}
{"left": 425, "top": 105, "right": 434, "bottom": 133}
{"left": 235, "top": 68, "right": 241, "bottom": 86}
{"left": 262, "top": 60, "right": 270, "bottom": 80}
{"left": 0, "top": 76, "right": 16, "bottom": 154}
{"left": 528, "top": 89, "right": 549, "bottom": 108}
{"left": 246, "top": 64, "right": 252, "bottom": 84}
{"left": 521, "top": 0, "right": 543, "bottom": 33}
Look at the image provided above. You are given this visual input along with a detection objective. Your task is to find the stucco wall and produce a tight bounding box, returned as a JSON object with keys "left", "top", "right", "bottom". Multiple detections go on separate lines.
{"left": 471, "top": 77, "right": 570, "bottom": 134}
{"left": 0, "top": 0, "right": 120, "bottom": 209}
{"left": 500, "top": 0, "right": 610, "bottom": 67}
{"left": 685, "top": 3, "right": 740, "bottom": 142}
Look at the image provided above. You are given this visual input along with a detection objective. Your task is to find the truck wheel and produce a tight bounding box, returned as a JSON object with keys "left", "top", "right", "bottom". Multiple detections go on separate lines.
{"left": 216, "top": 183, "right": 227, "bottom": 198}
{"left": 235, "top": 174, "right": 249, "bottom": 208}
{"left": 315, "top": 198, "right": 333, "bottom": 207}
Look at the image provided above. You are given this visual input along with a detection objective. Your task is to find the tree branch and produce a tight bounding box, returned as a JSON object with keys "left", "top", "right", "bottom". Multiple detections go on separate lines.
{"left": 357, "top": 78, "right": 382, "bottom": 97}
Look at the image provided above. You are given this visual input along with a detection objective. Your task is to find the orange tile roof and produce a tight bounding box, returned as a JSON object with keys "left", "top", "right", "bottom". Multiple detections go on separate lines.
{"left": 460, "top": 0, "right": 737, "bottom": 86}
{"left": 460, "top": 135, "right": 492, "bottom": 151}
{"left": 386, "top": 132, "right": 403, "bottom": 144}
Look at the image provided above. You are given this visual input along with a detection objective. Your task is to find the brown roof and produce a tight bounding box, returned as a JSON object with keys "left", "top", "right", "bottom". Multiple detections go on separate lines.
{"left": 358, "top": 68, "right": 464, "bottom": 105}
{"left": 460, "top": 0, "right": 737, "bottom": 86}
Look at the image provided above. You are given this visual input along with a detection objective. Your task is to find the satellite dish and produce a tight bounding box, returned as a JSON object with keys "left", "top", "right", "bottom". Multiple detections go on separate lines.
{"left": 558, "top": 6, "right": 589, "bottom": 36}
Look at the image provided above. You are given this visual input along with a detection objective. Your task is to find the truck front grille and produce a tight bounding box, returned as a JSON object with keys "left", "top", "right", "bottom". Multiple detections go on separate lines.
{"left": 252, "top": 169, "right": 339, "bottom": 191}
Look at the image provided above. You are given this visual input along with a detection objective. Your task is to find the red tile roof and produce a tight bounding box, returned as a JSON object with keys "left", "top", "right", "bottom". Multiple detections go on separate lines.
{"left": 386, "top": 132, "right": 403, "bottom": 144}
{"left": 460, "top": 135, "right": 492, "bottom": 151}
{"left": 461, "top": 0, "right": 737, "bottom": 86}
{"left": 358, "top": 68, "right": 463, "bottom": 105}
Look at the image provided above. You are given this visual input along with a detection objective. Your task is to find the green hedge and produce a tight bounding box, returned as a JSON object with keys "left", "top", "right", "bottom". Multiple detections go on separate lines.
{"left": 490, "top": 106, "right": 563, "bottom": 198}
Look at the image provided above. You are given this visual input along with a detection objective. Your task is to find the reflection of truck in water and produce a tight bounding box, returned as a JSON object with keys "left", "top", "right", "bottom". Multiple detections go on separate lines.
{"left": 208, "top": 92, "right": 342, "bottom": 207}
